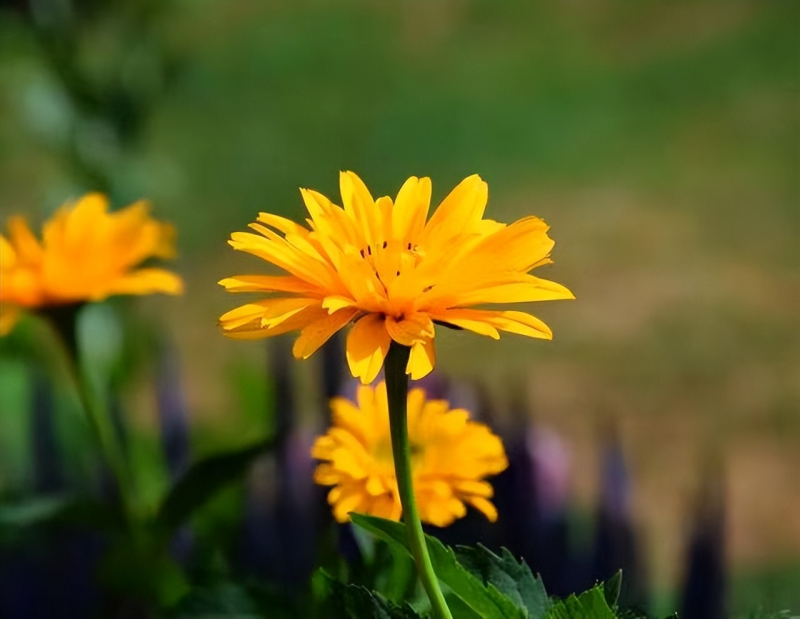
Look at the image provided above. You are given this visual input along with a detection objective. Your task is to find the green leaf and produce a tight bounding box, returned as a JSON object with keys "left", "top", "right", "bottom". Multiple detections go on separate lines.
{"left": 378, "top": 544, "right": 417, "bottom": 604}
{"left": 604, "top": 570, "right": 622, "bottom": 609}
{"left": 455, "top": 545, "right": 550, "bottom": 619}
{"left": 350, "top": 513, "right": 527, "bottom": 619}
{"left": 155, "top": 437, "right": 273, "bottom": 536}
{"left": 445, "top": 594, "right": 483, "bottom": 619}
{"left": 350, "top": 513, "right": 409, "bottom": 555}
{"left": 544, "top": 585, "right": 617, "bottom": 619}
{"left": 316, "top": 569, "right": 423, "bottom": 619}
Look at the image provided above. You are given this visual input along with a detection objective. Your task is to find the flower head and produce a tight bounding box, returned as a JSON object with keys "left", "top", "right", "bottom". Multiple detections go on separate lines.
{"left": 220, "top": 172, "right": 573, "bottom": 383}
{"left": 312, "top": 381, "right": 508, "bottom": 527}
{"left": 0, "top": 193, "right": 183, "bottom": 334}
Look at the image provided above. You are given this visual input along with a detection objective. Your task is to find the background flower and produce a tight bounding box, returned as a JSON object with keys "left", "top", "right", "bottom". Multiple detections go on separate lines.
{"left": 0, "top": 193, "right": 183, "bottom": 334}
{"left": 312, "top": 380, "right": 508, "bottom": 527}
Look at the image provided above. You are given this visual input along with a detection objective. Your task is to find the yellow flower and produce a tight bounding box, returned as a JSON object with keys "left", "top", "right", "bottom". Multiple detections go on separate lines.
{"left": 0, "top": 193, "right": 183, "bottom": 334}
{"left": 312, "top": 381, "right": 508, "bottom": 527}
{"left": 220, "top": 172, "right": 573, "bottom": 383}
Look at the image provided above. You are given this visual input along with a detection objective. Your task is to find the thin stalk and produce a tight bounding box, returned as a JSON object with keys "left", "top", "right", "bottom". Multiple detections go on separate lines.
{"left": 44, "top": 312, "right": 136, "bottom": 525}
{"left": 384, "top": 342, "right": 452, "bottom": 619}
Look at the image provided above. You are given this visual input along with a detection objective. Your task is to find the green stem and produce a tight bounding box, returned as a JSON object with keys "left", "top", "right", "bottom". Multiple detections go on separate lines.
{"left": 385, "top": 342, "right": 453, "bottom": 619}
{"left": 44, "top": 312, "right": 136, "bottom": 525}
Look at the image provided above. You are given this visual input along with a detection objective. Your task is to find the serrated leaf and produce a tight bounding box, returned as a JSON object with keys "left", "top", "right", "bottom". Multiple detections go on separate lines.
{"left": 544, "top": 585, "right": 616, "bottom": 619}
{"left": 446, "top": 594, "right": 483, "bottom": 619}
{"left": 350, "top": 513, "right": 409, "bottom": 554}
{"left": 604, "top": 570, "right": 622, "bottom": 609}
{"left": 318, "top": 570, "right": 423, "bottom": 619}
{"left": 155, "top": 437, "right": 273, "bottom": 536}
{"left": 455, "top": 545, "right": 549, "bottom": 619}
{"left": 350, "top": 513, "right": 526, "bottom": 619}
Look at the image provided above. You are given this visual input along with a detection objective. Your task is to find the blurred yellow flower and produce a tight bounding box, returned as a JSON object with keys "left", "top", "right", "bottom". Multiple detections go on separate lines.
{"left": 0, "top": 193, "right": 183, "bottom": 334}
{"left": 312, "top": 381, "right": 508, "bottom": 527}
{"left": 220, "top": 172, "right": 573, "bottom": 383}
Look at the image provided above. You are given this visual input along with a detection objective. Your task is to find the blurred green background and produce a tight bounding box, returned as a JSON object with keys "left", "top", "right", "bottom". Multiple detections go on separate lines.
{"left": 0, "top": 1, "right": 798, "bottom": 615}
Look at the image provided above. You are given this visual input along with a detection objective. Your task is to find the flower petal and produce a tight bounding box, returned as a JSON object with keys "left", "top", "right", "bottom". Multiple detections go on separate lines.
{"left": 312, "top": 462, "right": 341, "bottom": 485}
{"left": 329, "top": 397, "right": 370, "bottom": 443}
{"left": 392, "top": 176, "right": 431, "bottom": 243}
{"left": 430, "top": 308, "right": 552, "bottom": 340}
{"left": 454, "top": 479, "right": 494, "bottom": 498}
{"left": 301, "top": 187, "right": 359, "bottom": 251}
{"left": 259, "top": 298, "right": 319, "bottom": 328}
{"left": 108, "top": 200, "right": 172, "bottom": 264}
{"left": 460, "top": 215, "right": 554, "bottom": 273}
{"left": 218, "top": 274, "right": 319, "bottom": 295}
{"left": 332, "top": 484, "right": 368, "bottom": 522}
{"left": 370, "top": 494, "right": 400, "bottom": 520}
{"left": 431, "top": 310, "right": 500, "bottom": 339}
{"left": 446, "top": 276, "right": 575, "bottom": 307}
{"left": 340, "top": 170, "right": 380, "bottom": 247}
{"left": 346, "top": 314, "right": 391, "bottom": 384}
{"left": 419, "top": 174, "right": 487, "bottom": 246}
{"left": 322, "top": 295, "right": 355, "bottom": 313}
{"left": 219, "top": 302, "right": 273, "bottom": 330}
{"left": 385, "top": 312, "right": 434, "bottom": 346}
{"left": 0, "top": 235, "right": 17, "bottom": 269}
{"left": 416, "top": 491, "right": 467, "bottom": 528}
{"left": 256, "top": 212, "right": 308, "bottom": 236}
{"left": 465, "top": 496, "right": 498, "bottom": 522}
{"left": 101, "top": 268, "right": 184, "bottom": 299}
{"left": 7, "top": 217, "right": 42, "bottom": 263}
{"left": 292, "top": 307, "right": 359, "bottom": 359}
{"left": 220, "top": 301, "right": 326, "bottom": 337}
{"left": 407, "top": 336, "right": 436, "bottom": 380}
{"left": 229, "top": 231, "right": 337, "bottom": 292}
{"left": 63, "top": 193, "right": 109, "bottom": 251}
